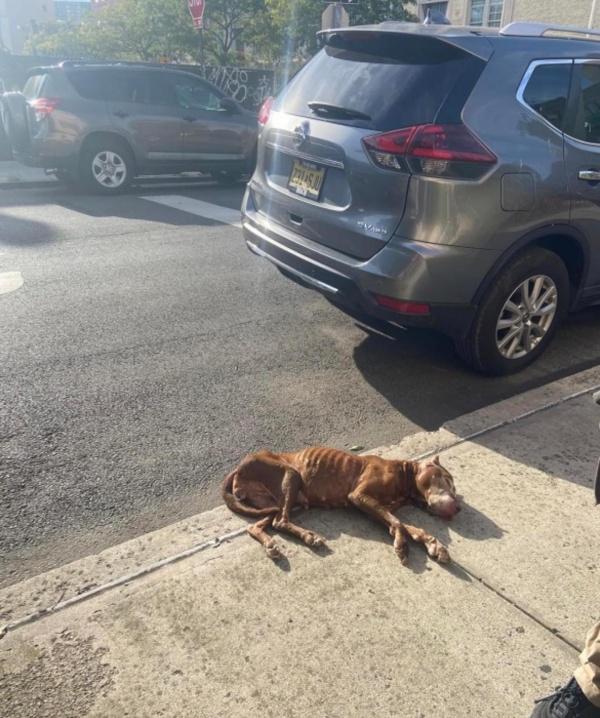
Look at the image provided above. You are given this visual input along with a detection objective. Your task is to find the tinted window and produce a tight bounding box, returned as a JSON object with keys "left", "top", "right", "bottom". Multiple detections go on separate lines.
{"left": 276, "top": 34, "right": 483, "bottom": 132}
{"left": 66, "top": 70, "right": 108, "bottom": 101}
{"left": 144, "top": 72, "right": 178, "bottom": 106}
{"left": 104, "top": 71, "right": 147, "bottom": 103}
{"left": 522, "top": 63, "right": 571, "bottom": 131}
{"left": 23, "top": 73, "right": 47, "bottom": 100}
{"left": 572, "top": 64, "right": 600, "bottom": 144}
{"left": 172, "top": 76, "right": 222, "bottom": 111}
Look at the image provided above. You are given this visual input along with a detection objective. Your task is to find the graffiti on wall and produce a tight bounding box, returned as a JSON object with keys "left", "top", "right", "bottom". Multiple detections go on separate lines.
{"left": 200, "top": 66, "right": 275, "bottom": 110}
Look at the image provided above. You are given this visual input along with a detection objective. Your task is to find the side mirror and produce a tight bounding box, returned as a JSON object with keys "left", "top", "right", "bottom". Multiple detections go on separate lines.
{"left": 220, "top": 97, "right": 240, "bottom": 113}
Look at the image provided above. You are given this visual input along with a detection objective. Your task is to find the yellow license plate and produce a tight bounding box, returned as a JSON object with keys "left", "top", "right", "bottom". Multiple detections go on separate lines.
{"left": 288, "top": 160, "right": 326, "bottom": 200}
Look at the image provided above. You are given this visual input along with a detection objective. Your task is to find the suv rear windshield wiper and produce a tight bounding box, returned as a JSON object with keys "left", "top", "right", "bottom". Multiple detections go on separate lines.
{"left": 307, "top": 101, "right": 372, "bottom": 121}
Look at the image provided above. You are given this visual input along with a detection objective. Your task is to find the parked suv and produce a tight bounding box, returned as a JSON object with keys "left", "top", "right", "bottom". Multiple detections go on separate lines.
{"left": 1, "top": 62, "right": 258, "bottom": 193}
{"left": 243, "top": 21, "right": 600, "bottom": 374}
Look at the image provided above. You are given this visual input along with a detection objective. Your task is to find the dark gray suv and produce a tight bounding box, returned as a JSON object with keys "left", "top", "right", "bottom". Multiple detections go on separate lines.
{"left": 243, "top": 21, "right": 600, "bottom": 374}
{"left": 2, "top": 62, "right": 258, "bottom": 193}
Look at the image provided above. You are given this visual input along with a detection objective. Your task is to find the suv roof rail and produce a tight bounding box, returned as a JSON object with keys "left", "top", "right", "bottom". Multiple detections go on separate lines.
{"left": 500, "top": 21, "right": 600, "bottom": 41}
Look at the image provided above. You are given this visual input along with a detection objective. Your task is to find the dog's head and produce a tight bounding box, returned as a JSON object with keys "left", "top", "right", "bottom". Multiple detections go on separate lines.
{"left": 413, "top": 456, "right": 460, "bottom": 519}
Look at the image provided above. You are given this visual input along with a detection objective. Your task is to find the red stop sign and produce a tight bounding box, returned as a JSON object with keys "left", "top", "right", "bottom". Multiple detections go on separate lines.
{"left": 188, "top": 0, "right": 205, "bottom": 29}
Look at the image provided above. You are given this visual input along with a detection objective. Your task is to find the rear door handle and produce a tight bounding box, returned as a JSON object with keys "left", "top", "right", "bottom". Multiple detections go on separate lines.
{"left": 578, "top": 169, "right": 600, "bottom": 182}
{"left": 113, "top": 110, "right": 129, "bottom": 119}
{"left": 183, "top": 115, "right": 197, "bottom": 122}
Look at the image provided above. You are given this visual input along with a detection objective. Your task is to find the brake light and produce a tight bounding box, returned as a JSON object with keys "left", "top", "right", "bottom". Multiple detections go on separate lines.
{"left": 363, "top": 123, "right": 496, "bottom": 179}
{"left": 373, "top": 294, "right": 430, "bottom": 315}
{"left": 258, "top": 96, "right": 274, "bottom": 126}
{"left": 30, "top": 97, "right": 60, "bottom": 121}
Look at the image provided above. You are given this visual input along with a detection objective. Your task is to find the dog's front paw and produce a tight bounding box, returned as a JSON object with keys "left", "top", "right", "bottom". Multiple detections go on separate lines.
{"left": 266, "top": 542, "right": 284, "bottom": 560}
{"left": 305, "top": 531, "right": 326, "bottom": 548}
{"left": 426, "top": 538, "right": 451, "bottom": 564}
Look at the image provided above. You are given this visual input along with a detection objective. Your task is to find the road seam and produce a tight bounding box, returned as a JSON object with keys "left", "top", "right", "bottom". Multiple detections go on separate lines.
{"left": 2, "top": 382, "right": 598, "bottom": 643}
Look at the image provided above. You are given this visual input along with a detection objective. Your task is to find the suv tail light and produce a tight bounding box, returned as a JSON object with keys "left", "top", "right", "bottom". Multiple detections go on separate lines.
{"left": 258, "top": 96, "right": 274, "bottom": 126}
{"left": 363, "top": 123, "right": 496, "bottom": 179}
{"left": 30, "top": 97, "right": 61, "bottom": 121}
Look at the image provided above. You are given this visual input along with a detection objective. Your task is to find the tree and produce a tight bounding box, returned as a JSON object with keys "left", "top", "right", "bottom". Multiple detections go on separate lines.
{"left": 28, "top": 0, "right": 267, "bottom": 66}
{"left": 27, "top": 0, "right": 416, "bottom": 68}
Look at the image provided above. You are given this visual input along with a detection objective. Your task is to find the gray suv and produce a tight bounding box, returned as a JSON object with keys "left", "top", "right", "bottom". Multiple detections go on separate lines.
{"left": 243, "top": 21, "right": 600, "bottom": 374}
{"left": 2, "top": 62, "right": 258, "bottom": 193}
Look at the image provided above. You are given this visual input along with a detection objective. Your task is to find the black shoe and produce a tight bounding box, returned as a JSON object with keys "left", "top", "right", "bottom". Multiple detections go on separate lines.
{"left": 530, "top": 678, "right": 600, "bottom": 717}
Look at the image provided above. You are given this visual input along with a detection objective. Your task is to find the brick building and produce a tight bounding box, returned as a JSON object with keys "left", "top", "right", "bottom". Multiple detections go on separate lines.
{"left": 417, "top": 0, "right": 600, "bottom": 28}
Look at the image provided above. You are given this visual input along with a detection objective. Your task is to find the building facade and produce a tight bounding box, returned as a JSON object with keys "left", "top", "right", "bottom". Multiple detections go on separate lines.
{"left": 54, "top": 1, "right": 91, "bottom": 24}
{"left": 417, "top": 0, "right": 600, "bottom": 29}
{"left": 0, "top": 0, "right": 54, "bottom": 54}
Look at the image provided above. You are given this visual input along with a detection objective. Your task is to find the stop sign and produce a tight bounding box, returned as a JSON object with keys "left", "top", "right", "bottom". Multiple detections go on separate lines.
{"left": 188, "top": 0, "right": 205, "bottom": 29}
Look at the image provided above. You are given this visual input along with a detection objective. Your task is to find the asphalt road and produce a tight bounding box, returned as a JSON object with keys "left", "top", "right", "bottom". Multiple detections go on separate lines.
{"left": 2, "top": 177, "right": 600, "bottom": 588}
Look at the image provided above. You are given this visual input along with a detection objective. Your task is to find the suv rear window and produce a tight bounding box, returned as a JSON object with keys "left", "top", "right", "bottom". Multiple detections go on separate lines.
{"left": 521, "top": 62, "right": 572, "bottom": 131}
{"left": 275, "top": 33, "right": 484, "bottom": 131}
{"left": 66, "top": 70, "right": 108, "bottom": 101}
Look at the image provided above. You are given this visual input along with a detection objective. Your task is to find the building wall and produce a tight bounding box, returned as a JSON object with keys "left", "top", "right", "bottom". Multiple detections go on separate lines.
{"left": 419, "top": 0, "right": 600, "bottom": 28}
{"left": 55, "top": 1, "right": 91, "bottom": 24}
{"left": 0, "top": 0, "right": 54, "bottom": 54}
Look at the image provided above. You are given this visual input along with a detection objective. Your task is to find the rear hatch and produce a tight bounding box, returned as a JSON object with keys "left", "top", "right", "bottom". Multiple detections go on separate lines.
{"left": 254, "top": 26, "right": 491, "bottom": 260}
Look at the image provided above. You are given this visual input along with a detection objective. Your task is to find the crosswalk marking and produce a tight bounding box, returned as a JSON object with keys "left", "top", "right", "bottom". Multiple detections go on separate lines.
{"left": 0, "top": 271, "right": 23, "bottom": 296}
{"left": 140, "top": 194, "right": 241, "bottom": 227}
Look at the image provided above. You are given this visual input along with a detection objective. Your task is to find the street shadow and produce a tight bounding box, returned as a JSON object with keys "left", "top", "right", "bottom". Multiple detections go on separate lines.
{"left": 257, "top": 505, "right": 502, "bottom": 578}
{"left": 0, "top": 176, "right": 246, "bottom": 227}
{"left": 352, "top": 306, "right": 600, "bottom": 432}
{"left": 0, "top": 211, "right": 56, "bottom": 246}
{"left": 54, "top": 177, "right": 246, "bottom": 227}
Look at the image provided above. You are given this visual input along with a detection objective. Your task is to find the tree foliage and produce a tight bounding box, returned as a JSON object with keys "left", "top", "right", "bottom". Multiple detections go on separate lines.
{"left": 26, "top": 0, "right": 416, "bottom": 67}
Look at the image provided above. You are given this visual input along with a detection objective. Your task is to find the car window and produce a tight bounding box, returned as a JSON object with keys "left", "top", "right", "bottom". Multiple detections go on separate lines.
{"left": 105, "top": 71, "right": 147, "bottom": 104}
{"left": 144, "top": 72, "right": 178, "bottom": 106}
{"left": 23, "top": 73, "right": 47, "bottom": 100}
{"left": 172, "top": 76, "right": 222, "bottom": 112}
{"left": 275, "top": 34, "right": 484, "bottom": 132}
{"left": 522, "top": 63, "right": 572, "bottom": 131}
{"left": 66, "top": 70, "right": 107, "bottom": 101}
{"left": 572, "top": 63, "right": 600, "bottom": 144}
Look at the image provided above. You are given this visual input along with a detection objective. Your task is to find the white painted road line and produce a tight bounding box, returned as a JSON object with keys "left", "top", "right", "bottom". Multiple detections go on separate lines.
{"left": 140, "top": 195, "right": 241, "bottom": 227}
{"left": 0, "top": 271, "right": 23, "bottom": 295}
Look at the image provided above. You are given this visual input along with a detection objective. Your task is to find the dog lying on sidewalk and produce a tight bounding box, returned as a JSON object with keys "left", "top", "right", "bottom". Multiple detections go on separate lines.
{"left": 222, "top": 447, "right": 460, "bottom": 565}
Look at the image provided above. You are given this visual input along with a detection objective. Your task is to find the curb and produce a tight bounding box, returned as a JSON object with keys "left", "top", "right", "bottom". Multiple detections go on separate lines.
{"left": 2, "top": 365, "right": 600, "bottom": 637}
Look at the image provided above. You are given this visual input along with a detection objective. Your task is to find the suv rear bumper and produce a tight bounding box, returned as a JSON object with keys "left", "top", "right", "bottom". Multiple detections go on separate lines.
{"left": 242, "top": 188, "right": 501, "bottom": 340}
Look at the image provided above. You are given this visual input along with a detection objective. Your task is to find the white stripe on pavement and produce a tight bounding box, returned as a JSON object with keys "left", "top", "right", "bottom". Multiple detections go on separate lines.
{"left": 140, "top": 195, "right": 241, "bottom": 227}
{"left": 0, "top": 271, "right": 23, "bottom": 295}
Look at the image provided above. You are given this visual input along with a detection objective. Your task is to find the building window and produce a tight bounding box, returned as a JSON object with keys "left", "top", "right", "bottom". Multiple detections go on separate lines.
{"left": 421, "top": 1, "right": 449, "bottom": 20}
{"left": 469, "top": 0, "right": 504, "bottom": 27}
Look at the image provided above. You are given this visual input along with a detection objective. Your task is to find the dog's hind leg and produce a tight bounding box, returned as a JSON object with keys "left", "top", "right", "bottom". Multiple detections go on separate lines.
{"left": 272, "top": 469, "right": 327, "bottom": 549}
{"left": 247, "top": 515, "right": 283, "bottom": 560}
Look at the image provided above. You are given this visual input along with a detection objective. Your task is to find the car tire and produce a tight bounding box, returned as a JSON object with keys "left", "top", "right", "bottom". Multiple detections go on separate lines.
{"left": 80, "top": 138, "right": 134, "bottom": 194}
{"left": 455, "top": 248, "right": 569, "bottom": 375}
{"left": 211, "top": 170, "right": 242, "bottom": 186}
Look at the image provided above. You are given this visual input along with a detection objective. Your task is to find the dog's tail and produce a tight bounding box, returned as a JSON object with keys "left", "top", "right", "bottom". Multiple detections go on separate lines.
{"left": 221, "top": 469, "right": 278, "bottom": 518}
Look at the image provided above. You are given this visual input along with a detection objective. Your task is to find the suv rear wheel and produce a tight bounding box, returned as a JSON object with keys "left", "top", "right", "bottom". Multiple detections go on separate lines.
{"left": 80, "top": 138, "right": 134, "bottom": 194}
{"left": 456, "top": 248, "right": 569, "bottom": 375}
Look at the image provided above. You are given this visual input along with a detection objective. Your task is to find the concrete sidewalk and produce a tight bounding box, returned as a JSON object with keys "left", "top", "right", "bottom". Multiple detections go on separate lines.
{"left": 1, "top": 368, "right": 600, "bottom": 717}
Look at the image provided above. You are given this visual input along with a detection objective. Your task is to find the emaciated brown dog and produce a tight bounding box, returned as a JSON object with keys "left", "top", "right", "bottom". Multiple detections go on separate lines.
{"left": 222, "top": 447, "right": 460, "bottom": 565}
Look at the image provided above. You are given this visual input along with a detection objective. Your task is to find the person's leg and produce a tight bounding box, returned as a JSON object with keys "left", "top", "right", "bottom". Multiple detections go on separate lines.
{"left": 529, "top": 621, "right": 600, "bottom": 717}
{"left": 574, "top": 621, "right": 600, "bottom": 708}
